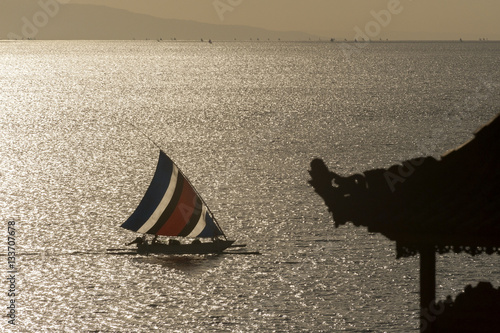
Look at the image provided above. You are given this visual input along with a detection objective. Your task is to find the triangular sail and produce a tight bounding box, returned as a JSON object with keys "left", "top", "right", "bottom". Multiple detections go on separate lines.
{"left": 121, "top": 151, "right": 224, "bottom": 238}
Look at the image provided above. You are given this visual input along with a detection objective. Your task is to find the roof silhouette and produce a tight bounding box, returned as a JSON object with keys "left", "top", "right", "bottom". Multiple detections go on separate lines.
{"left": 309, "top": 113, "right": 500, "bottom": 258}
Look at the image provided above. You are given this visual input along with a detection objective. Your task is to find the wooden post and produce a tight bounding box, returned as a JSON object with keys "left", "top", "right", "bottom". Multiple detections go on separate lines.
{"left": 420, "top": 245, "right": 436, "bottom": 333}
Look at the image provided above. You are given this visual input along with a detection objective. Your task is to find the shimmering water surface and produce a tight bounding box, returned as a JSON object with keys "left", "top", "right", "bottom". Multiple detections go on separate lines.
{"left": 1, "top": 41, "right": 499, "bottom": 332}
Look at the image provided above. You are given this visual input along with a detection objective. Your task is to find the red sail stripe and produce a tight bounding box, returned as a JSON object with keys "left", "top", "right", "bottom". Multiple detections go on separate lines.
{"left": 157, "top": 179, "right": 197, "bottom": 236}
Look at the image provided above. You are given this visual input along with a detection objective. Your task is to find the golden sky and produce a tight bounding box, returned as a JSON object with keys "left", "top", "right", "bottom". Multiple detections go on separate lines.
{"left": 73, "top": 0, "right": 500, "bottom": 40}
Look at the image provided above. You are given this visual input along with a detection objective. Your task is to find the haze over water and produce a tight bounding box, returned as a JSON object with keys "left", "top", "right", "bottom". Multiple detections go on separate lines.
{"left": 1, "top": 40, "right": 499, "bottom": 332}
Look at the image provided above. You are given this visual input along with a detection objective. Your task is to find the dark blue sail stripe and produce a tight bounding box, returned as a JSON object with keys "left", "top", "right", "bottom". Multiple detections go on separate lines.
{"left": 198, "top": 212, "right": 223, "bottom": 238}
{"left": 121, "top": 151, "right": 174, "bottom": 232}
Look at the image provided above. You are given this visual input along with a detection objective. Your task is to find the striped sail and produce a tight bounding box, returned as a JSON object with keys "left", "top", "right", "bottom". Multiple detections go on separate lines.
{"left": 121, "top": 151, "right": 224, "bottom": 238}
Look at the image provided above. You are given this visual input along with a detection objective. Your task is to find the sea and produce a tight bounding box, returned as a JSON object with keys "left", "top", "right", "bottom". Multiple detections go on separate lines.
{"left": 1, "top": 40, "right": 499, "bottom": 332}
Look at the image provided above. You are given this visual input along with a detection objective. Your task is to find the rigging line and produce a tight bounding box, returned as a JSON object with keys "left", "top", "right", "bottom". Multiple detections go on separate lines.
{"left": 122, "top": 119, "right": 163, "bottom": 152}
{"left": 121, "top": 120, "right": 227, "bottom": 239}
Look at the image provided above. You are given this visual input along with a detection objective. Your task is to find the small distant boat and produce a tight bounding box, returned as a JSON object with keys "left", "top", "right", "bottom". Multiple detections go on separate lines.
{"left": 122, "top": 150, "right": 235, "bottom": 254}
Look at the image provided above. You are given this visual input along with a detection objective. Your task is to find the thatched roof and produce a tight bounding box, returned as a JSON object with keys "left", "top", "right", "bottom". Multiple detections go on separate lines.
{"left": 309, "top": 113, "right": 500, "bottom": 258}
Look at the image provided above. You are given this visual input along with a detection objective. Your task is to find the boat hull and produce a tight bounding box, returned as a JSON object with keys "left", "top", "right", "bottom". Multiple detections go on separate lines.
{"left": 136, "top": 240, "right": 235, "bottom": 255}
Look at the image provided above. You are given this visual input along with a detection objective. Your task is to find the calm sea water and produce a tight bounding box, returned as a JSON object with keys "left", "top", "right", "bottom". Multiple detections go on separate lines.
{"left": 1, "top": 40, "right": 499, "bottom": 332}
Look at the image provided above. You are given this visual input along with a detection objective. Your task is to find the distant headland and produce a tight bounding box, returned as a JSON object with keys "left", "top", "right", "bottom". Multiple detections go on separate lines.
{"left": 0, "top": 1, "right": 316, "bottom": 41}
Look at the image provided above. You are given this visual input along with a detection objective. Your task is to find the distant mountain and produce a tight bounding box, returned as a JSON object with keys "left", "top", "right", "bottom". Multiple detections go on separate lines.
{"left": 0, "top": 1, "right": 315, "bottom": 41}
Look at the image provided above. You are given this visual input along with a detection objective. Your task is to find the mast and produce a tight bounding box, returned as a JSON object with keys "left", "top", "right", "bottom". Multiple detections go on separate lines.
{"left": 123, "top": 120, "right": 163, "bottom": 152}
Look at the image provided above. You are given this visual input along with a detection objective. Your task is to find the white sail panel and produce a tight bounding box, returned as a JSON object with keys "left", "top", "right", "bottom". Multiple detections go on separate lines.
{"left": 186, "top": 205, "right": 208, "bottom": 238}
{"left": 137, "top": 165, "right": 179, "bottom": 233}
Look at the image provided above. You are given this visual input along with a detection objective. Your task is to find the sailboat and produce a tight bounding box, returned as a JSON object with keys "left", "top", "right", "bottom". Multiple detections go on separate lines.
{"left": 121, "top": 150, "right": 235, "bottom": 254}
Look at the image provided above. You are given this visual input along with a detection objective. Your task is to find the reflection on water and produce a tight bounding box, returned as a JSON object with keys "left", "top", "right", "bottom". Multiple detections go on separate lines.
{"left": 1, "top": 41, "right": 499, "bottom": 332}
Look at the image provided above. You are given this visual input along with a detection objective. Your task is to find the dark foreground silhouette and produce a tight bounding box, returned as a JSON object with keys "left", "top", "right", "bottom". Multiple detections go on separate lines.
{"left": 432, "top": 282, "right": 500, "bottom": 333}
{"left": 309, "top": 113, "right": 500, "bottom": 332}
{"left": 309, "top": 114, "right": 500, "bottom": 258}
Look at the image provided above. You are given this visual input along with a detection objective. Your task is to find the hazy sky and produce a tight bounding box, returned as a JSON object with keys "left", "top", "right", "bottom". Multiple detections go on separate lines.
{"left": 72, "top": 0, "right": 500, "bottom": 40}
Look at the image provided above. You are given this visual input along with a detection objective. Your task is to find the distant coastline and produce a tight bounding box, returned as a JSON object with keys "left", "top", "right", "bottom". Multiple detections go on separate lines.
{"left": 2, "top": 2, "right": 497, "bottom": 42}
{"left": 1, "top": 2, "right": 315, "bottom": 41}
